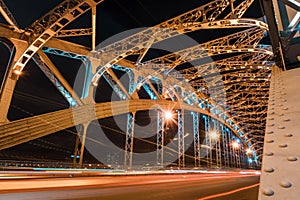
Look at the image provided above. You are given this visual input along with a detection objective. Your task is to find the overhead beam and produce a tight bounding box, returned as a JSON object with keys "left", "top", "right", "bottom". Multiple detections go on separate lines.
{"left": 0, "top": 99, "right": 244, "bottom": 150}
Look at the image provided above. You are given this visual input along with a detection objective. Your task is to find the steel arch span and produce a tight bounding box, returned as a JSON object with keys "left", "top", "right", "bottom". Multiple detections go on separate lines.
{"left": 0, "top": 0, "right": 280, "bottom": 176}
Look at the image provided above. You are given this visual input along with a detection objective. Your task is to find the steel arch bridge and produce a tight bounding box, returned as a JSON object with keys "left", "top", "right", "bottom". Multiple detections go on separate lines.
{"left": 0, "top": 0, "right": 272, "bottom": 169}
{"left": 4, "top": 1, "right": 300, "bottom": 197}
{"left": 2, "top": 1, "right": 300, "bottom": 199}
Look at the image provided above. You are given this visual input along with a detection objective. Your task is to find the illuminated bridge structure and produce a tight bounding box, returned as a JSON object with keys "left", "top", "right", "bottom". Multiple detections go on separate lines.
{"left": 0, "top": 0, "right": 299, "bottom": 199}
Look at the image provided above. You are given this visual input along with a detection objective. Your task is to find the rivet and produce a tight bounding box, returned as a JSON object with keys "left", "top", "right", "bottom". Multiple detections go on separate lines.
{"left": 281, "top": 99, "right": 287, "bottom": 102}
{"left": 278, "top": 126, "right": 285, "bottom": 129}
{"left": 264, "top": 167, "right": 274, "bottom": 173}
{"left": 280, "top": 181, "right": 292, "bottom": 188}
{"left": 282, "top": 107, "right": 288, "bottom": 110}
{"left": 269, "top": 118, "right": 274, "bottom": 120}
{"left": 263, "top": 189, "right": 274, "bottom": 196}
{"left": 266, "top": 139, "right": 274, "bottom": 143}
{"left": 278, "top": 113, "right": 284, "bottom": 116}
{"left": 284, "top": 134, "right": 293, "bottom": 137}
{"left": 283, "top": 119, "right": 290, "bottom": 122}
{"left": 266, "top": 131, "right": 274, "bottom": 134}
{"left": 278, "top": 104, "right": 283, "bottom": 106}
{"left": 265, "top": 152, "right": 274, "bottom": 156}
{"left": 270, "top": 112, "right": 275, "bottom": 115}
{"left": 279, "top": 144, "right": 288, "bottom": 148}
{"left": 270, "top": 103, "right": 275, "bottom": 105}
{"left": 287, "top": 157, "right": 297, "bottom": 161}
{"left": 268, "top": 124, "right": 274, "bottom": 127}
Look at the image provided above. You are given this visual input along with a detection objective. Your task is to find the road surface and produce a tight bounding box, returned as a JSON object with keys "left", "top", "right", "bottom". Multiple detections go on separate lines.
{"left": 0, "top": 172, "right": 259, "bottom": 200}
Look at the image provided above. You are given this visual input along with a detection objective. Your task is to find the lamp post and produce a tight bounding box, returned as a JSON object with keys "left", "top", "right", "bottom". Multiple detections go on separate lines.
{"left": 157, "top": 109, "right": 174, "bottom": 168}
{"left": 246, "top": 148, "right": 253, "bottom": 168}
{"left": 209, "top": 131, "right": 220, "bottom": 168}
{"left": 232, "top": 140, "right": 240, "bottom": 168}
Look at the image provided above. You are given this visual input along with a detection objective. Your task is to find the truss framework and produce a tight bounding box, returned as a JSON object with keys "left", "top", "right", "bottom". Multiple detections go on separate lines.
{"left": 0, "top": 0, "right": 276, "bottom": 165}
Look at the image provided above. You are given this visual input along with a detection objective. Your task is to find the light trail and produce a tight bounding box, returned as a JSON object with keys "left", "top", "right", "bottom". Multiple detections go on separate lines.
{"left": 198, "top": 183, "right": 260, "bottom": 200}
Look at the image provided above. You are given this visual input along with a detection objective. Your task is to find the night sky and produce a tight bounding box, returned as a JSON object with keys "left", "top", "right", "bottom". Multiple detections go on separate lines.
{"left": 0, "top": 0, "right": 265, "bottom": 166}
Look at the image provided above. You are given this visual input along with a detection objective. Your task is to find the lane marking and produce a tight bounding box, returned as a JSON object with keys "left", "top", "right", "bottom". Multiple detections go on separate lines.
{"left": 198, "top": 183, "right": 260, "bottom": 200}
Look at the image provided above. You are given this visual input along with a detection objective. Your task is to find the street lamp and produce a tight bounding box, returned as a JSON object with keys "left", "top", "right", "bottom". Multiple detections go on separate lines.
{"left": 232, "top": 140, "right": 241, "bottom": 168}
{"left": 164, "top": 110, "right": 173, "bottom": 120}
{"left": 232, "top": 141, "right": 240, "bottom": 149}
{"left": 246, "top": 148, "right": 252, "bottom": 155}
{"left": 209, "top": 131, "right": 219, "bottom": 141}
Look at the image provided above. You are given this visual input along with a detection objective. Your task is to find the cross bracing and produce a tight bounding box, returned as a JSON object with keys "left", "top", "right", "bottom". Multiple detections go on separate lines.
{"left": 0, "top": 0, "right": 275, "bottom": 168}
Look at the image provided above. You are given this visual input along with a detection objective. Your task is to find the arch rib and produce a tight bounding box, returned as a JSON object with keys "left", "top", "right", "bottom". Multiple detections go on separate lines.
{"left": 12, "top": 0, "right": 104, "bottom": 74}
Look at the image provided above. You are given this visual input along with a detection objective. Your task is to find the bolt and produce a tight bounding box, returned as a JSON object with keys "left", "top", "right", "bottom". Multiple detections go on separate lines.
{"left": 280, "top": 181, "right": 292, "bottom": 188}
{"left": 264, "top": 167, "right": 274, "bottom": 173}
{"left": 279, "top": 144, "right": 288, "bottom": 148}
{"left": 284, "top": 133, "right": 293, "bottom": 137}
{"left": 263, "top": 189, "right": 274, "bottom": 196}
{"left": 287, "top": 157, "right": 297, "bottom": 162}
{"left": 265, "top": 152, "right": 274, "bottom": 156}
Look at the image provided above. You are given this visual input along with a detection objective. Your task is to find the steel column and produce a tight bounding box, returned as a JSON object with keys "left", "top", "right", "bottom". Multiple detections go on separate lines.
{"left": 192, "top": 112, "right": 200, "bottom": 167}
{"left": 156, "top": 110, "right": 164, "bottom": 166}
{"left": 124, "top": 112, "right": 135, "bottom": 170}
{"left": 177, "top": 110, "right": 185, "bottom": 168}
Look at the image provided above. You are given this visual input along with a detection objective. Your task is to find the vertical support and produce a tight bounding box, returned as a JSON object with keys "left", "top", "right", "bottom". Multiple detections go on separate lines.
{"left": 91, "top": 5, "right": 96, "bottom": 50}
{"left": 78, "top": 123, "right": 88, "bottom": 168}
{"left": 228, "top": 130, "right": 234, "bottom": 168}
{"left": 124, "top": 112, "right": 135, "bottom": 170}
{"left": 192, "top": 112, "right": 200, "bottom": 168}
{"left": 0, "top": 45, "right": 14, "bottom": 97}
{"left": 215, "top": 121, "right": 222, "bottom": 168}
{"left": 204, "top": 115, "right": 210, "bottom": 168}
{"left": 157, "top": 110, "right": 164, "bottom": 166}
{"left": 240, "top": 146, "right": 245, "bottom": 168}
{"left": 72, "top": 124, "right": 89, "bottom": 168}
{"left": 177, "top": 109, "right": 185, "bottom": 168}
{"left": 209, "top": 118, "right": 213, "bottom": 168}
{"left": 73, "top": 133, "right": 81, "bottom": 168}
{"left": 222, "top": 125, "right": 230, "bottom": 168}
{"left": 236, "top": 146, "right": 241, "bottom": 168}
{"left": 208, "top": 118, "right": 217, "bottom": 168}
{"left": 0, "top": 66, "right": 18, "bottom": 123}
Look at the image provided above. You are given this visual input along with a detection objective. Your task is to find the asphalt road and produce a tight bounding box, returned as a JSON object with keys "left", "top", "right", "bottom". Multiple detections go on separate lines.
{"left": 0, "top": 173, "right": 259, "bottom": 200}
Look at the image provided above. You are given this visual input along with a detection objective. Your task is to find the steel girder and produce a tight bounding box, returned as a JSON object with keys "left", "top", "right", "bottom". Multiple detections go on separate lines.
{"left": 12, "top": 0, "right": 104, "bottom": 74}
{"left": 0, "top": 0, "right": 20, "bottom": 31}
{"left": 56, "top": 28, "right": 93, "bottom": 37}
{"left": 142, "top": 26, "right": 268, "bottom": 66}
{"left": 0, "top": 99, "right": 242, "bottom": 151}
{"left": 0, "top": 0, "right": 274, "bottom": 165}
{"left": 90, "top": 0, "right": 259, "bottom": 84}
